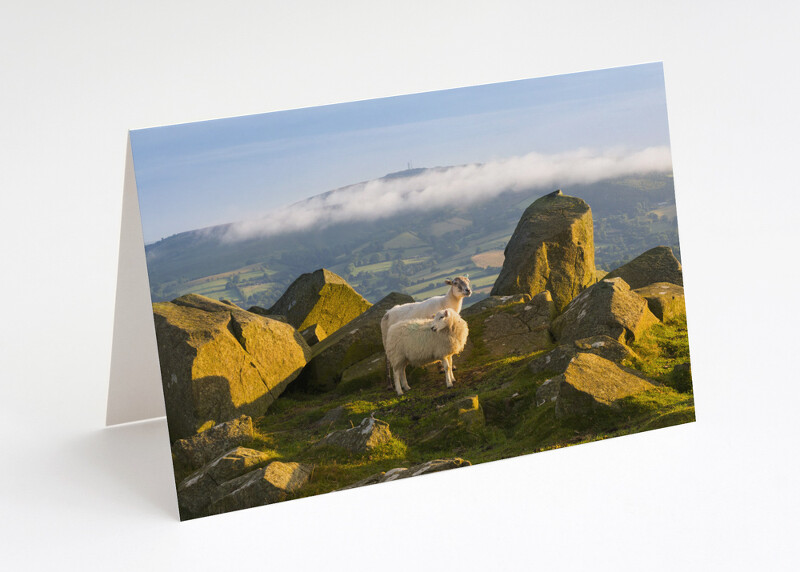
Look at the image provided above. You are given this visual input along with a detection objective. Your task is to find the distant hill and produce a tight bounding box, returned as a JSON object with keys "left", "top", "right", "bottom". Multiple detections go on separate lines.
{"left": 145, "top": 166, "right": 680, "bottom": 309}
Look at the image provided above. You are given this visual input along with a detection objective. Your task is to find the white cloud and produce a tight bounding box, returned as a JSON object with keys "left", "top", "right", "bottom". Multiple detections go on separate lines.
{"left": 220, "top": 146, "right": 672, "bottom": 242}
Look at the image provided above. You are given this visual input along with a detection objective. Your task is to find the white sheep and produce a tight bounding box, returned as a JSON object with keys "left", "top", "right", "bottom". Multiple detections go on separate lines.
{"left": 384, "top": 308, "right": 469, "bottom": 396}
{"left": 381, "top": 276, "right": 472, "bottom": 385}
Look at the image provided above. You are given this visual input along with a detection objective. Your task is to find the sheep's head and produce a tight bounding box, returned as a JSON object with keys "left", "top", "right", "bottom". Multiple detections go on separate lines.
{"left": 445, "top": 276, "right": 472, "bottom": 298}
{"left": 431, "top": 309, "right": 452, "bottom": 332}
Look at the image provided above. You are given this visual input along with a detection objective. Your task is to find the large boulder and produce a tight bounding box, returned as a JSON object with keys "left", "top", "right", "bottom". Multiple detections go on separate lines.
{"left": 550, "top": 278, "right": 659, "bottom": 345}
{"left": 177, "top": 446, "right": 273, "bottom": 519}
{"left": 491, "top": 190, "right": 595, "bottom": 312}
{"left": 634, "top": 282, "right": 686, "bottom": 322}
{"left": 341, "top": 458, "right": 471, "bottom": 489}
{"left": 265, "top": 268, "right": 371, "bottom": 340}
{"left": 528, "top": 335, "right": 637, "bottom": 375}
{"left": 171, "top": 415, "right": 254, "bottom": 474}
{"left": 605, "top": 246, "right": 683, "bottom": 289}
{"left": 535, "top": 353, "right": 656, "bottom": 418}
{"left": 297, "top": 292, "right": 414, "bottom": 391}
{"left": 316, "top": 416, "right": 393, "bottom": 453}
{"left": 206, "top": 461, "right": 313, "bottom": 516}
{"left": 153, "top": 294, "right": 311, "bottom": 441}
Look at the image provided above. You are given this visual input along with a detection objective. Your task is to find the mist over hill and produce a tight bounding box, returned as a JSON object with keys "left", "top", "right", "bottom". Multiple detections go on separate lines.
{"left": 145, "top": 165, "right": 680, "bottom": 309}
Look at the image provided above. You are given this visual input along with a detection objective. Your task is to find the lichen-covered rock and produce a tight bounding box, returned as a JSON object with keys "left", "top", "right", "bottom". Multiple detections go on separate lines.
{"left": 491, "top": 190, "right": 595, "bottom": 312}
{"left": 535, "top": 353, "right": 656, "bottom": 417}
{"left": 297, "top": 292, "right": 414, "bottom": 391}
{"left": 341, "top": 458, "right": 471, "bottom": 489}
{"left": 299, "top": 323, "right": 327, "bottom": 346}
{"left": 461, "top": 294, "right": 530, "bottom": 317}
{"left": 455, "top": 395, "right": 484, "bottom": 429}
{"left": 206, "top": 462, "right": 313, "bottom": 516}
{"left": 177, "top": 447, "right": 273, "bottom": 519}
{"left": 312, "top": 405, "right": 347, "bottom": 431}
{"left": 529, "top": 335, "right": 637, "bottom": 375}
{"left": 316, "top": 416, "right": 392, "bottom": 453}
{"left": 339, "top": 352, "right": 386, "bottom": 390}
{"left": 550, "top": 278, "right": 659, "bottom": 345}
{"left": 634, "top": 282, "right": 686, "bottom": 321}
{"left": 266, "top": 268, "right": 371, "bottom": 339}
{"left": 605, "top": 246, "right": 683, "bottom": 289}
{"left": 153, "top": 294, "right": 311, "bottom": 441}
{"left": 171, "top": 415, "right": 254, "bottom": 473}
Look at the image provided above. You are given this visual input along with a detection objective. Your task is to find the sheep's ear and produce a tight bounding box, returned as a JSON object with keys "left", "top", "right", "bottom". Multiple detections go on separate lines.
{"left": 445, "top": 279, "right": 453, "bottom": 285}
{"left": 442, "top": 309, "right": 450, "bottom": 317}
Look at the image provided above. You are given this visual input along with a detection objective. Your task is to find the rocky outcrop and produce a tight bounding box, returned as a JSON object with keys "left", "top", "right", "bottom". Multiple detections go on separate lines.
{"left": 316, "top": 416, "right": 392, "bottom": 453}
{"left": 171, "top": 415, "right": 254, "bottom": 474}
{"left": 605, "top": 246, "right": 683, "bottom": 289}
{"left": 266, "top": 268, "right": 371, "bottom": 340}
{"left": 341, "top": 458, "right": 471, "bottom": 489}
{"left": 206, "top": 462, "right": 313, "bottom": 516}
{"left": 528, "top": 335, "right": 637, "bottom": 375}
{"left": 177, "top": 446, "right": 273, "bottom": 519}
{"left": 634, "top": 282, "right": 686, "bottom": 322}
{"left": 297, "top": 292, "right": 414, "bottom": 391}
{"left": 299, "top": 323, "right": 326, "bottom": 346}
{"left": 461, "top": 292, "right": 556, "bottom": 358}
{"left": 535, "top": 353, "right": 656, "bottom": 418}
{"left": 153, "top": 294, "right": 311, "bottom": 441}
{"left": 491, "top": 190, "right": 595, "bottom": 312}
{"left": 550, "top": 278, "right": 659, "bottom": 345}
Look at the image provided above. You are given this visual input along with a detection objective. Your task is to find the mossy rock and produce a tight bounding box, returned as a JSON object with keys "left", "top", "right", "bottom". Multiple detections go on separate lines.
{"left": 491, "top": 190, "right": 596, "bottom": 312}
{"left": 297, "top": 292, "right": 414, "bottom": 391}
{"left": 634, "top": 282, "right": 686, "bottom": 322}
{"left": 605, "top": 246, "right": 683, "bottom": 289}
{"left": 529, "top": 335, "right": 637, "bottom": 375}
{"left": 206, "top": 462, "right": 313, "bottom": 516}
{"left": 153, "top": 294, "right": 311, "bottom": 441}
{"left": 267, "top": 268, "right": 371, "bottom": 340}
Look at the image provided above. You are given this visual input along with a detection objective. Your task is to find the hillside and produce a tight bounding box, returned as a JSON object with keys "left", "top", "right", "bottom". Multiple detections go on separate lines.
{"left": 145, "top": 167, "right": 679, "bottom": 309}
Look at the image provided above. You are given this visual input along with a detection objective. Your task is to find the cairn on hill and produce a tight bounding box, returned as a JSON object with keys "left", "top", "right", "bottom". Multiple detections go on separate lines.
{"left": 491, "top": 190, "right": 595, "bottom": 312}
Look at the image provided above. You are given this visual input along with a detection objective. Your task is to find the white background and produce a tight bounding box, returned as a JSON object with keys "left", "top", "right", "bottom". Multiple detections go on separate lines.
{"left": 2, "top": 1, "right": 799, "bottom": 570}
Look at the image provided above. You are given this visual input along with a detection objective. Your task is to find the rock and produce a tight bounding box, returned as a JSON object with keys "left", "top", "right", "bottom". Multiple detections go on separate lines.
{"left": 605, "top": 246, "right": 683, "bottom": 289}
{"left": 316, "top": 416, "right": 393, "bottom": 453}
{"left": 491, "top": 190, "right": 595, "bottom": 312}
{"left": 341, "top": 458, "right": 471, "bottom": 489}
{"left": 634, "top": 282, "right": 686, "bottom": 321}
{"left": 206, "top": 461, "right": 313, "bottom": 516}
{"left": 299, "top": 323, "right": 327, "bottom": 346}
{"left": 266, "top": 268, "right": 371, "bottom": 340}
{"left": 463, "top": 292, "right": 556, "bottom": 358}
{"left": 535, "top": 353, "right": 656, "bottom": 418}
{"left": 312, "top": 405, "right": 347, "bottom": 431}
{"left": 529, "top": 335, "right": 637, "bottom": 375}
{"left": 461, "top": 294, "right": 529, "bottom": 317}
{"left": 455, "top": 395, "right": 484, "bottom": 429}
{"left": 339, "top": 352, "right": 386, "bottom": 391}
{"left": 297, "top": 292, "right": 414, "bottom": 391}
{"left": 246, "top": 308, "right": 288, "bottom": 322}
{"left": 177, "top": 447, "right": 273, "bottom": 519}
{"left": 550, "top": 278, "right": 659, "bottom": 345}
{"left": 171, "top": 415, "right": 254, "bottom": 473}
{"left": 153, "top": 294, "right": 311, "bottom": 441}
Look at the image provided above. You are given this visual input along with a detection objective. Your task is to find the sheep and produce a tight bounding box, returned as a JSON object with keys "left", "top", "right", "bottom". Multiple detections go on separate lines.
{"left": 384, "top": 308, "right": 469, "bottom": 396}
{"left": 381, "top": 276, "right": 472, "bottom": 386}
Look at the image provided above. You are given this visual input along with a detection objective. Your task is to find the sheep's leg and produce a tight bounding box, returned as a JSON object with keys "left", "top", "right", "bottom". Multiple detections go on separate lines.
{"left": 443, "top": 356, "right": 454, "bottom": 388}
{"left": 393, "top": 367, "right": 405, "bottom": 396}
{"left": 438, "top": 360, "right": 456, "bottom": 373}
{"left": 385, "top": 354, "right": 394, "bottom": 390}
{"left": 399, "top": 365, "right": 411, "bottom": 392}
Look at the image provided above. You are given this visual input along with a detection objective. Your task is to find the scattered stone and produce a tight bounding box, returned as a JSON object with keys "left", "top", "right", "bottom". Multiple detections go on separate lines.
{"left": 312, "top": 405, "right": 347, "bottom": 431}
{"left": 550, "top": 278, "right": 659, "bottom": 345}
{"left": 535, "top": 353, "right": 656, "bottom": 418}
{"left": 266, "top": 268, "right": 371, "bottom": 339}
{"left": 605, "top": 246, "right": 683, "bottom": 289}
{"left": 634, "top": 282, "right": 686, "bottom": 321}
{"left": 316, "top": 416, "right": 393, "bottom": 453}
{"left": 491, "top": 190, "right": 595, "bottom": 312}
{"left": 177, "top": 447, "right": 273, "bottom": 519}
{"left": 171, "top": 415, "right": 254, "bottom": 473}
{"left": 455, "top": 395, "right": 484, "bottom": 429}
{"left": 206, "top": 462, "right": 313, "bottom": 516}
{"left": 299, "top": 323, "right": 327, "bottom": 346}
{"left": 298, "top": 292, "right": 414, "bottom": 391}
{"left": 154, "top": 294, "right": 311, "bottom": 441}
{"left": 341, "top": 458, "right": 471, "bottom": 489}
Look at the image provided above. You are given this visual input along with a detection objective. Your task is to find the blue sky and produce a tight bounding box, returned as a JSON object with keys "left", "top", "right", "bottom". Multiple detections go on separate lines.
{"left": 131, "top": 63, "right": 671, "bottom": 244}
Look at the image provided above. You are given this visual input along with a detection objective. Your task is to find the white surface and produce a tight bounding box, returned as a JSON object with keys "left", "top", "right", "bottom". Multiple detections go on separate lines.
{"left": 1, "top": 1, "right": 798, "bottom": 570}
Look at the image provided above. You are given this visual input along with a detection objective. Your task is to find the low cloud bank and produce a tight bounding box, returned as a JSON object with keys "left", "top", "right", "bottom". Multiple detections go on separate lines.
{"left": 221, "top": 146, "right": 672, "bottom": 242}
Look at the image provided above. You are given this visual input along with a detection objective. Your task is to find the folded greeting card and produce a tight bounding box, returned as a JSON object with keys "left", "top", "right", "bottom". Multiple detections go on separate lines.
{"left": 109, "top": 62, "right": 694, "bottom": 520}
